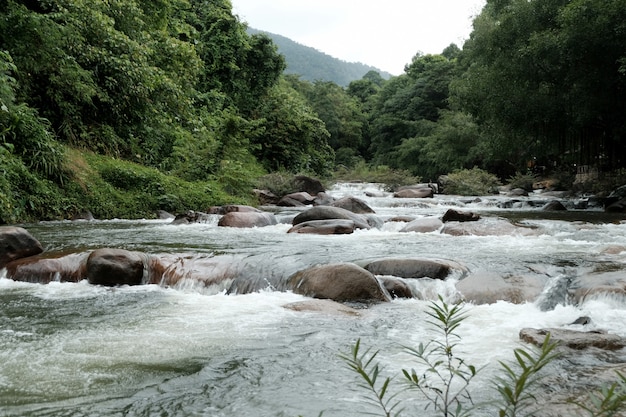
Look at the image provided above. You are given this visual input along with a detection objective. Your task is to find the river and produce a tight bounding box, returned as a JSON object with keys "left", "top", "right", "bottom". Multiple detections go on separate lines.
{"left": 2, "top": 183, "right": 626, "bottom": 416}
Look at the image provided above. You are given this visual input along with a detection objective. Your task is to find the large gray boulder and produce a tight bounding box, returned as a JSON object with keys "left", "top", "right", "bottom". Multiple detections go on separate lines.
{"left": 86, "top": 248, "right": 145, "bottom": 286}
{"left": 292, "top": 206, "right": 371, "bottom": 229}
{"left": 0, "top": 226, "right": 44, "bottom": 269}
{"left": 286, "top": 263, "right": 390, "bottom": 303}
{"left": 287, "top": 219, "right": 356, "bottom": 235}
{"left": 218, "top": 211, "right": 277, "bottom": 228}
{"left": 330, "top": 196, "right": 375, "bottom": 214}
{"left": 394, "top": 188, "right": 434, "bottom": 198}
{"left": 400, "top": 217, "right": 443, "bottom": 233}
{"left": 363, "top": 258, "right": 467, "bottom": 280}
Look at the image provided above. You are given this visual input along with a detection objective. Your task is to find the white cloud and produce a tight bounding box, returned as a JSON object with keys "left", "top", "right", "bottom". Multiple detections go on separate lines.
{"left": 232, "top": 0, "right": 486, "bottom": 75}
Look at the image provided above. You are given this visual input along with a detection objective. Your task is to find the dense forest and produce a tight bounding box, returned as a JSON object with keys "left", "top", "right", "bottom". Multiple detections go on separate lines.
{"left": 1, "top": 0, "right": 625, "bottom": 223}
{"left": 247, "top": 28, "right": 393, "bottom": 87}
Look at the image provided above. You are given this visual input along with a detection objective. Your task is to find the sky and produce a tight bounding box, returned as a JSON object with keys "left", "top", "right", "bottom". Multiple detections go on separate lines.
{"left": 231, "top": 0, "right": 487, "bottom": 75}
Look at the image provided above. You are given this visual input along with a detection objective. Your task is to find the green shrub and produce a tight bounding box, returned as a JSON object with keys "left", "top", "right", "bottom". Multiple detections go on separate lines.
{"left": 506, "top": 171, "right": 538, "bottom": 192}
{"left": 441, "top": 167, "right": 501, "bottom": 196}
{"left": 333, "top": 161, "right": 421, "bottom": 191}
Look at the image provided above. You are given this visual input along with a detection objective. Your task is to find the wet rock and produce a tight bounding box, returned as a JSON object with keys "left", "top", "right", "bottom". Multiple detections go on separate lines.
{"left": 253, "top": 189, "right": 280, "bottom": 205}
{"left": 156, "top": 210, "right": 175, "bottom": 220}
{"left": 293, "top": 206, "right": 370, "bottom": 229}
{"left": 294, "top": 175, "right": 325, "bottom": 195}
{"left": 330, "top": 196, "right": 375, "bottom": 214}
{"left": 605, "top": 197, "right": 626, "bottom": 213}
{"left": 286, "top": 263, "right": 391, "bottom": 303}
{"left": 287, "top": 219, "right": 356, "bottom": 235}
{"left": 218, "top": 211, "right": 277, "bottom": 228}
{"left": 86, "top": 248, "right": 145, "bottom": 286}
{"left": 386, "top": 216, "right": 415, "bottom": 223}
{"left": 542, "top": 200, "right": 567, "bottom": 211}
{"left": 570, "top": 270, "right": 626, "bottom": 303}
{"left": 394, "top": 188, "right": 434, "bottom": 198}
{"left": 0, "top": 226, "right": 44, "bottom": 269}
{"left": 520, "top": 328, "right": 626, "bottom": 350}
{"left": 150, "top": 254, "right": 240, "bottom": 288}
{"left": 571, "top": 316, "right": 591, "bottom": 325}
{"left": 363, "top": 258, "right": 466, "bottom": 280}
{"left": 71, "top": 210, "right": 95, "bottom": 221}
{"left": 172, "top": 210, "right": 211, "bottom": 224}
{"left": 313, "top": 192, "right": 335, "bottom": 206}
{"left": 283, "top": 299, "right": 362, "bottom": 316}
{"left": 5, "top": 253, "right": 88, "bottom": 283}
{"left": 508, "top": 188, "right": 529, "bottom": 196}
{"left": 379, "top": 276, "right": 414, "bottom": 299}
{"left": 456, "top": 270, "right": 546, "bottom": 305}
{"left": 442, "top": 209, "right": 480, "bottom": 223}
{"left": 281, "top": 192, "right": 316, "bottom": 205}
{"left": 277, "top": 196, "right": 307, "bottom": 207}
{"left": 441, "top": 218, "right": 535, "bottom": 237}
{"left": 399, "top": 217, "right": 443, "bottom": 233}
{"left": 208, "top": 205, "right": 261, "bottom": 215}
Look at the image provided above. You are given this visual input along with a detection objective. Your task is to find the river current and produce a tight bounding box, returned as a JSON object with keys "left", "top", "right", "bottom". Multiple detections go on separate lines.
{"left": 2, "top": 183, "right": 626, "bottom": 416}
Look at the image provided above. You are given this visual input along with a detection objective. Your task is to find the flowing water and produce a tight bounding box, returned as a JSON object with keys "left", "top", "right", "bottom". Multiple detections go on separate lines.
{"left": 2, "top": 183, "right": 626, "bottom": 416}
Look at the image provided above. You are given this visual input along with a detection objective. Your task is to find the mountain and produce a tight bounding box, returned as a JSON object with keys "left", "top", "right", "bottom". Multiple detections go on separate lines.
{"left": 248, "top": 28, "right": 392, "bottom": 87}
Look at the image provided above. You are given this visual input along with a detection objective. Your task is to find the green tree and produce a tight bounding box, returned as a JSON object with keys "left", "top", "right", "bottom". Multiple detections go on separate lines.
{"left": 253, "top": 80, "right": 334, "bottom": 175}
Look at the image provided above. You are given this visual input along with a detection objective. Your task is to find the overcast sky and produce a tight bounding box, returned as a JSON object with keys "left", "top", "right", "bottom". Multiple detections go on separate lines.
{"left": 231, "top": 0, "right": 487, "bottom": 75}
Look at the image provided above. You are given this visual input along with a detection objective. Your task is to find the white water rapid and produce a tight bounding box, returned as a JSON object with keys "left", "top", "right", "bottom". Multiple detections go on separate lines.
{"left": 2, "top": 183, "right": 626, "bottom": 416}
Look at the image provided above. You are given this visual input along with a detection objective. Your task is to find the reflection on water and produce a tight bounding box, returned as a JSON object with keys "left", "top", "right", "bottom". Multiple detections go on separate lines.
{"left": 2, "top": 183, "right": 626, "bottom": 416}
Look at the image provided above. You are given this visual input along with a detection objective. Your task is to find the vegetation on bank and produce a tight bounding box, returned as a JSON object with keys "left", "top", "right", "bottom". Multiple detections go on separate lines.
{"left": 1, "top": 0, "right": 625, "bottom": 223}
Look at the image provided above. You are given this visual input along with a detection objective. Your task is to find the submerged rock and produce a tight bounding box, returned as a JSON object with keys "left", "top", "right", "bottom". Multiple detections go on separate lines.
{"left": 394, "top": 188, "right": 433, "bottom": 198}
{"left": 0, "top": 226, "right": 44, "bottom": 269}
{"left": 5, "top": 253, "right": 87, "bottom": 284}
{"left": 287, "top": 219, "right": 356, "bottom": 235}
{"left": 399, "top": 217, "right": 443, "bottom": 233}
{"left": 218, "top": 211, "right": 277, "bottom": 228}
{"left": 292, "top": 206, "right": 371, "bottom": 229}
{"left": 363, "top": 258, "right": 466, "bottom": 280}
{"left": 283, "top": 299, "right": 362, "bottom": 316}
{"left": 330, "top": 196, "right": 375, "bottom": 214}
{"left": 520, "top": 328, "right": 626, "bottom": 350}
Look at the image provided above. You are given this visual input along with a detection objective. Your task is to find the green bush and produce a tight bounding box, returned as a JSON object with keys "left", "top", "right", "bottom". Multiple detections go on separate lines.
{"left": 441, "top": 167, "right": 501, "bottom": 196}
{"left": 506, "top": 171, "right": 538, "bottom": 192}
{"left": 333, "top": 161, "right": 421, "bottom": 191}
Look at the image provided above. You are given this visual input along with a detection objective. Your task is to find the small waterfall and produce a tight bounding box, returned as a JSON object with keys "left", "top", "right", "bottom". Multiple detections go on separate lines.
{"left": 535, "top": 273, "right": 572, "bottom": 311}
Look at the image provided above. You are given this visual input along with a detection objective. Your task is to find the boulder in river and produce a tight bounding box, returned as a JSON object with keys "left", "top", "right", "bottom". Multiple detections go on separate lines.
{"left": 86, "top": 248, "right": 145, "bottom": 286}
{"left": 442, "top": 209, "right": 480, "bottom": 223}
{"left": 286, "top": 263, "right": 391, "bottom": 303}
{"left": 363, "top": 257, "right": 467, "bottom": 280}
{"left": 394, "top": 188, "right": 434, "bottom": 199}
{"left": 455, "top": 270, "right": 546, "bottom": 305}
{"left": 287, "top": 219, "right": 356, "bottom": 235}
{"left": 218, "top": 211, "right": 277, "bottom": 228}
{"left": 441, "top": 218, "right": 535, "bottom": 237}
{"left": 5, "top": 253, "right": 87, "bottom": 284}
{"left": 379, "top": 276, "right": 414, "bottom": 299}
{"left": 330, "top": 196, "right": 375, "bottom": 214}
{"left": 292, "top": 206, "right": 371, "bottom": 230}
{"left": 520, "top": 328, "right": 626, "bottom": 350}
{"left": 399, "top": 217, "right": 443, "bottom": 233}
{"left": 0, "top": 226, "right": 44, "bottom": 269}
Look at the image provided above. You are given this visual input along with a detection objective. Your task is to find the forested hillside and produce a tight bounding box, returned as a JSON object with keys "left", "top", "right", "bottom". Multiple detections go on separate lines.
{"left": 247, "top": 28, "right": 392, "bottom": 86}
{"left": 1, "top": 0, "right": 625, "bottom": 224}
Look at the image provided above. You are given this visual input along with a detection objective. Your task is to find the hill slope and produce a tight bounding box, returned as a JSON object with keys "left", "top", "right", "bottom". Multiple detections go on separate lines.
{"left": 248, "top": 28, "right": 392, "bottom": 86}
